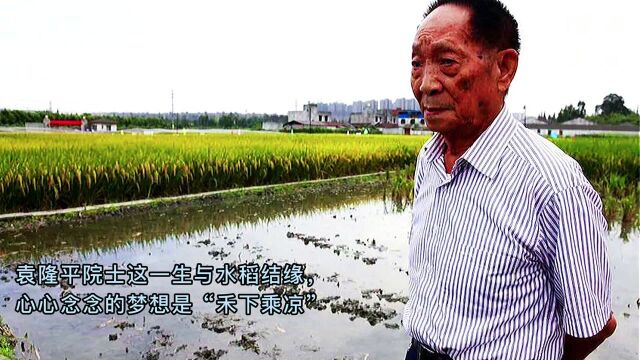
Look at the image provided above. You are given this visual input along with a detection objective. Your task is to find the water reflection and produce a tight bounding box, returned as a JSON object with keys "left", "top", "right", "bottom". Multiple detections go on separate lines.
{"left": 2, "top": 181, "right": 636, "bottom": 264}
{"left": 0, "top": 181, "right": 391, "bottom": 264}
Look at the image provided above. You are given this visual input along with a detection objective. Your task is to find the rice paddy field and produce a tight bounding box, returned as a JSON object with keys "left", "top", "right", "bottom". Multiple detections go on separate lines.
{"left": 0, "top": 133, "right": 425, "bottom": 213}
{"left": 0, "top": 132, "right": 637, "bottom": 215}
{"left": 551, "top": 136, "right": 640, "bottom": 234}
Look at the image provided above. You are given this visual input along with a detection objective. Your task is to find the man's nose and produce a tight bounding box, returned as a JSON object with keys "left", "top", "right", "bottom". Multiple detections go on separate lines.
{"left": 419, "top": 68, "right": 442, "bottom": 96}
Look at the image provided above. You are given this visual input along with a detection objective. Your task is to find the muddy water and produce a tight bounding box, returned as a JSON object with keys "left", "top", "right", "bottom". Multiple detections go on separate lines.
{"left": 0, "top": 185, "right": 637, "bottom": 360}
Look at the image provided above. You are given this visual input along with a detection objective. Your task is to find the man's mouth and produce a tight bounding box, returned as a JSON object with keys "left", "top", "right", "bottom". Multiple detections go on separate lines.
{"left": 424, "top": 107, "right": 449, "bottom": 116}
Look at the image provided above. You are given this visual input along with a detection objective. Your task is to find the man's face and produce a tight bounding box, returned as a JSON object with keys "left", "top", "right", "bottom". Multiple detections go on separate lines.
{"left": 411, "top": 5, "right": 501, "bottom": 136}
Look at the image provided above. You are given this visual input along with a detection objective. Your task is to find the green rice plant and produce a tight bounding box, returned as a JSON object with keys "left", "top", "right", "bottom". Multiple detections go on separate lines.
{"left": 550, "top": 137, "right": 639, "bottom": 186}
{"left": 0, "top": 133, "right": 429, "bottom": 213}
{"left": 601, "top": 195, "right": 621, "bottom": 229}
{"left": 0, "top": 317, "right": 16, "bottom": 360}
{"left": 606, "top": 173, "right": 627, "bottom": 198}
{"left": 0, "top": 337, "right": 16, "bottom": 360}
{"left": 621, "top": 191, "right": 639, "bottom": 226}
{"left": 384, "top": 136, "right": 638, "bottom": 227}
{"left": 1, "top": 133, "right": 636, "bottom": 217}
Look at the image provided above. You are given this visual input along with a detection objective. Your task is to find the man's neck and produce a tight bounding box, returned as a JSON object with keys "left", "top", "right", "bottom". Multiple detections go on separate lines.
{"left": 442, "top": 103, "right": 503, "bottom": 155}
{"left": 439, "top": 103, "right": 504, "bottom": 172}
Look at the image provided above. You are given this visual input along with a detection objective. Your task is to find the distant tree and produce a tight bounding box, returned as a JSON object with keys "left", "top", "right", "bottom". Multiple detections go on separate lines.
{"left": 198, "top": 112, "right": 210, "bottom": 127}
{"left": 557, "top": 104, "right": 582, "bottom": 122}
{"left": 586, "top": 93, "right": 639, "bottom": 125}
{"left": 0, "top": 109, "right": 86, "bottom": 126}
{"left": 0, "top": 109, "right": 283, "bottom": 129}
{"left": 595, "top": 93, "right": 630, "bottom": 115}
{"left": 577, "top": 101, "right": 586, "bottom": 117}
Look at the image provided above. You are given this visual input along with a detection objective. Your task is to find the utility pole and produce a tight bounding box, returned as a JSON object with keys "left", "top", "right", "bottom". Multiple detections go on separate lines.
{"left": 307, "top": 101, "right": 311, "bottom": 128}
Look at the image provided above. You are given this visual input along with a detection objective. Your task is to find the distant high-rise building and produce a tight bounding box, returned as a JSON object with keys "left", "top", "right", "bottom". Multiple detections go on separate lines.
{"left": 379, "top": 99, "right": 392, "bottom": 110}
{"left": 364, "top": 100, "right": 377, "bottom": 113}
{"left": 410, "top": 99, "right": 420, "bottom": 111}
{"left": 303, "top": 97, "right": 421, "bottom": 122}
{"left": 352, "top": 101, "right": 364, "bottom": 113}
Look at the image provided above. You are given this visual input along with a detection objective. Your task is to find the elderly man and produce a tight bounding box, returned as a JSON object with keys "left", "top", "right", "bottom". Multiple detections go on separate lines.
{"left": 402, "top": 0, "right": 616, "bottom": 359}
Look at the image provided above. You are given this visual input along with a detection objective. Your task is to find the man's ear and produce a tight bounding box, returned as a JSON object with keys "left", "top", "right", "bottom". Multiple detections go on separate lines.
{"left": 496, "top": 49, "right": 519, "bottom": 94}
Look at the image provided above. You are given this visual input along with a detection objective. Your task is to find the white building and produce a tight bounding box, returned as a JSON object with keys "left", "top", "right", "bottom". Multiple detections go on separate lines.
{"left": 90, "top": 120, "right": 118, "bottom": 132}
{"left": 287, "top": 103, "right": 333, "bottom": 125}
{"left": 525, "top": 118, "right": 638, "bottom": 137}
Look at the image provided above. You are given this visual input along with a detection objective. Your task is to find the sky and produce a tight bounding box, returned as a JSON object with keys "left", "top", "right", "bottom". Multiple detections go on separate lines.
{"left": 0, "top": 0, "right": 638, "bottom": 117}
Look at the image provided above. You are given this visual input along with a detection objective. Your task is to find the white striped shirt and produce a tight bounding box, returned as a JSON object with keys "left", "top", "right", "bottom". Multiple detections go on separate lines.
{"left": 402, "top": 105, "right": 611, "bottom": 359}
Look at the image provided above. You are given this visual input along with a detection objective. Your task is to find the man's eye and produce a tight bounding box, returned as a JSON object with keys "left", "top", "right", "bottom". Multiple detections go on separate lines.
{"left": 440, "top": 59, "right": 456, "bottom": 66}
{"left": 411, "top": 60, "right": 422, "bottom": 68}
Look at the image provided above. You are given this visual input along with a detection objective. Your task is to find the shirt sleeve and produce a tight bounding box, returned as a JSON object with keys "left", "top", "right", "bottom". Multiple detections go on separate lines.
{"left": 538, "top": 184, "right": 612, "bottom": 338}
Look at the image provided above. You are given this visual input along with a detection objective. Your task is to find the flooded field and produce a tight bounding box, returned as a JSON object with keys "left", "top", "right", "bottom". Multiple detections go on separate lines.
{"left": 0, "top": 181, "right": 637, "bottom": 359}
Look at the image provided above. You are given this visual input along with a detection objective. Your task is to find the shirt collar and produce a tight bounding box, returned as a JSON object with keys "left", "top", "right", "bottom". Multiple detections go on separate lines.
{"left": 422, "top": 104, "right": 517, "bottom": 180}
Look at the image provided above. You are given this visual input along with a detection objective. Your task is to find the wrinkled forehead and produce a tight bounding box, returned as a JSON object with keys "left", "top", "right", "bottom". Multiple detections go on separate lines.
{"left": 412, "top": 4, "right": 474, "bottom": 53}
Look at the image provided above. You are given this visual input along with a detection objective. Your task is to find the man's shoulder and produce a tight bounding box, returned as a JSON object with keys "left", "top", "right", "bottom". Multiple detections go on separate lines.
{"left": 508, "top": 124, "right": 590, "bottom": 193}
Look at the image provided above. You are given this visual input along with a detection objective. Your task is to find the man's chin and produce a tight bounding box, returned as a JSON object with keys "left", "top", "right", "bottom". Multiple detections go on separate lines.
{"left": 424, "top": 116, "right": 452, "bottom": 133}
